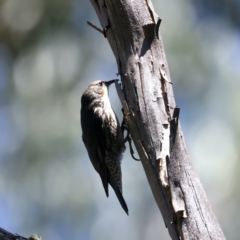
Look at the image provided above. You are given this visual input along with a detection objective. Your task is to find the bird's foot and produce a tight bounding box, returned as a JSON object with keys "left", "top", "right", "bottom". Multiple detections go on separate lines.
{"left": 121, "top": 108, "right": 140, "bottom": 161}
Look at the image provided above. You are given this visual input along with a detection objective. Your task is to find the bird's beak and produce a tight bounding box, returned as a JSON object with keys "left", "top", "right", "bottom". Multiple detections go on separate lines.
{"left": 105, "top": 79, "right": 118, "bottom": 88}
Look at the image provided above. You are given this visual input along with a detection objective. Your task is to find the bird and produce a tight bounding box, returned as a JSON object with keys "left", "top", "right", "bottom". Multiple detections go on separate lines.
{"left": 80, "top": 79, "right": 128, "bottom": 215}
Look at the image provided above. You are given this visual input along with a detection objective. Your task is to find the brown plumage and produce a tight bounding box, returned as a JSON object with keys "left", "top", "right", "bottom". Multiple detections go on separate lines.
{"left": 80, "top": 80, "right": 128, "bottom": 215}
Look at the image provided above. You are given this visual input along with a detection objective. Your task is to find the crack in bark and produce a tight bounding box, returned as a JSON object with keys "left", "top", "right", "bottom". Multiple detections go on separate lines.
{"left": 109, "top": 0, "right": 128, "bottom": 53}
{"left": 137, "top": 59, "right": 156, "bottom": 161}
{"left": 121, "top": 0, "right": 136, "bottom": 54}
{"left": 160, "top": 69, "right": 171, "bottom": 120}
{"left": 94, "top": 0, "right": 101, "bottom": 11}
{"left": 145, "top": 0, "right": 155, "bottom": 24}
{"left": 185, "top": 169, "right": 212, "bottom": 239}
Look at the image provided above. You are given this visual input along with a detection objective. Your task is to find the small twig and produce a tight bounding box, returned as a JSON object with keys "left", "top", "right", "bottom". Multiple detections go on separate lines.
{"left": 87, "top": 21, "right": 103, "bottom": 35}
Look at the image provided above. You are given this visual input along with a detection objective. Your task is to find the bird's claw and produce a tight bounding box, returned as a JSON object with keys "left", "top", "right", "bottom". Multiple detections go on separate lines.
{"left": 121, "top": 108, "right": 140, "bottom": 161}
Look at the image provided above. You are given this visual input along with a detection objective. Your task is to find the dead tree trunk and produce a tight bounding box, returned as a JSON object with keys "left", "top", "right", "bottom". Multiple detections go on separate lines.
{"left": 89, "top": 0, "right": 226, "bottom": 239}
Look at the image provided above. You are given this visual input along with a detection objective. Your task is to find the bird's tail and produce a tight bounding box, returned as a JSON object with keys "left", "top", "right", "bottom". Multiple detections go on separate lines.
{"left": 108, "top": 172, "right": 129, "bottom": 215}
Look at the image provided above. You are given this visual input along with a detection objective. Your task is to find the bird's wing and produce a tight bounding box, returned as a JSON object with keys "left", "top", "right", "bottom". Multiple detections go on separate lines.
{"left": 81, "top": 108, "right": 128, "bottom": 214}
{"left": 81, "top": 108, "right": 109, "bottom": 197}
{"left": 96, "top": 126, "right": 109, "bottom": 197}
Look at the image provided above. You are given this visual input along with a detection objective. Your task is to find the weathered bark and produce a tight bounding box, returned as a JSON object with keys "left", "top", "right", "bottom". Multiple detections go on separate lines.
{"left": 89, "top": 0, "right": 226, "bottom": 239}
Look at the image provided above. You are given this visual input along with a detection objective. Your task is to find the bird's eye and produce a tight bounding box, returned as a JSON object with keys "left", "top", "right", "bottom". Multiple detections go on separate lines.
{"left": 99, "top": 81, "right": 104, "bottom": 86}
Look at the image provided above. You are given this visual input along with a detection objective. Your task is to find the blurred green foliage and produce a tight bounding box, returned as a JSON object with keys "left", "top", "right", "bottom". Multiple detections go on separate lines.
{"left": 0, "top": 0, "right": 239, "bottom": 239}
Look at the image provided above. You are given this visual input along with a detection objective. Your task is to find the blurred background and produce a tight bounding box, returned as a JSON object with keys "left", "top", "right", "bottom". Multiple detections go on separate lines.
{"left": 0, "top": 0, "right": 239, "bottom": 239}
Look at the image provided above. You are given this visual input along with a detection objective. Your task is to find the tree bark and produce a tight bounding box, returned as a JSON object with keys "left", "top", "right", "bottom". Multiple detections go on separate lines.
{"left": 89, "top": 0, "right": 226, "bottom": 239}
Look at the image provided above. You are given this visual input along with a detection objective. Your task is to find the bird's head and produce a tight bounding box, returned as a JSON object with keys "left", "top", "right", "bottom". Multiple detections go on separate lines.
{"left": 85, "top": 79, "right": 117, "bottom": 98}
